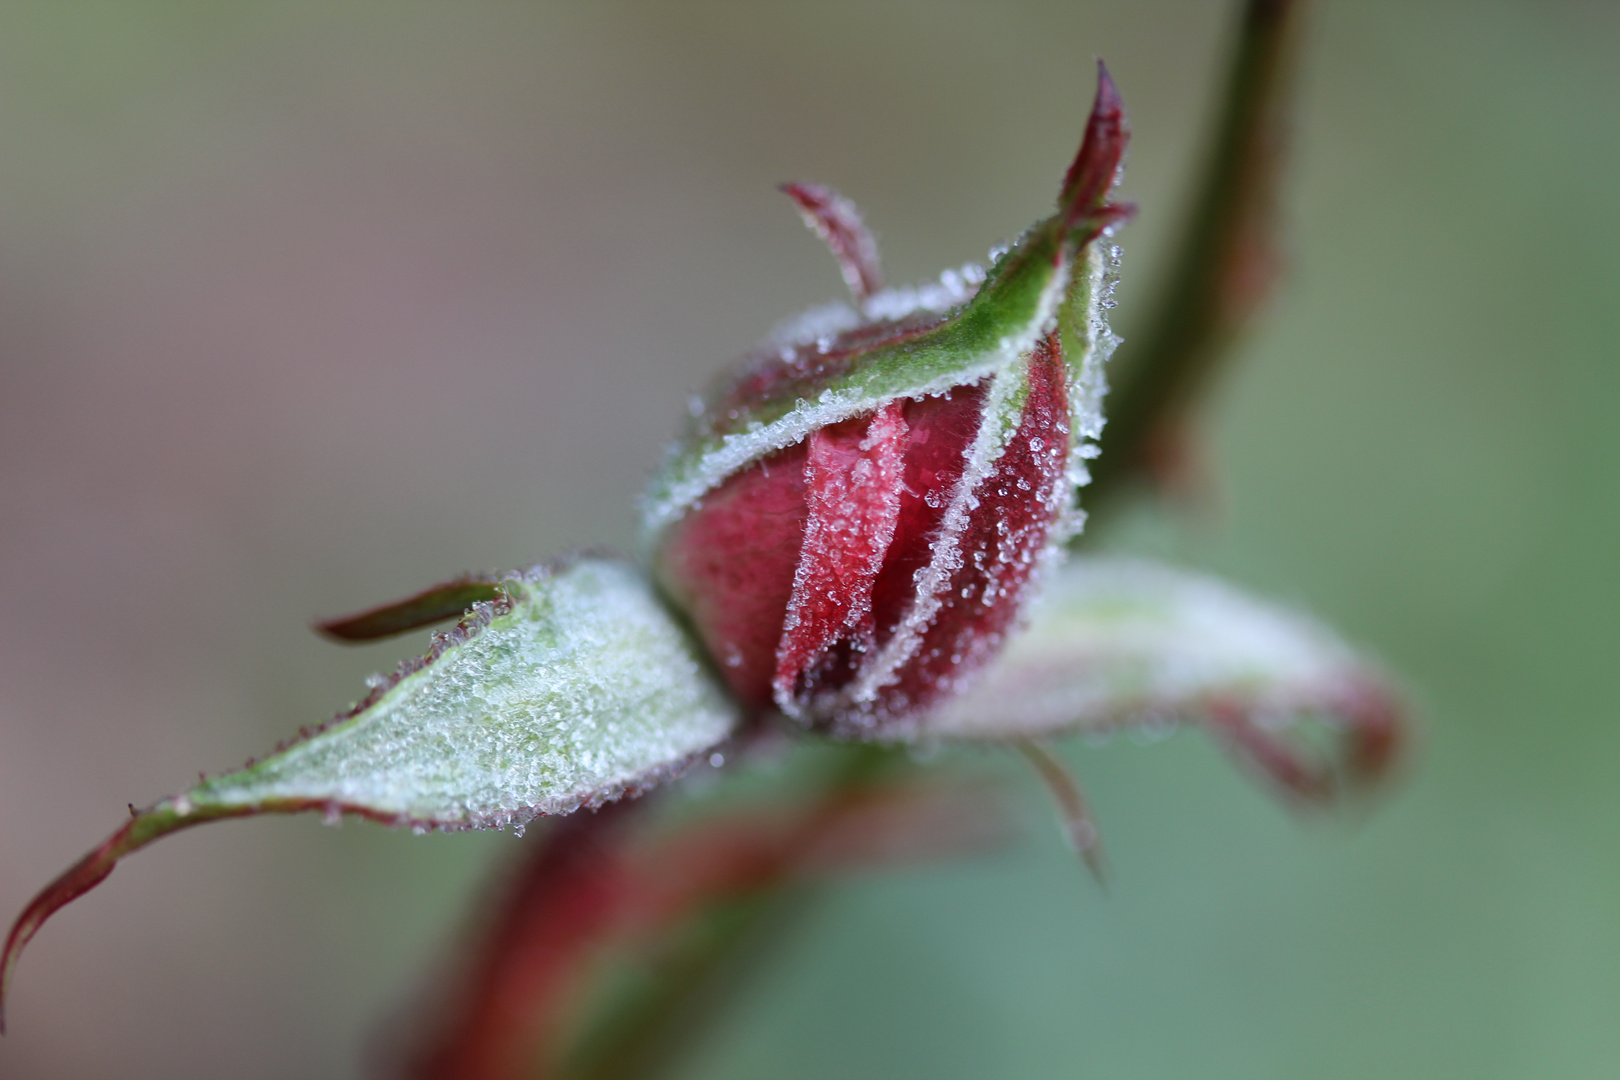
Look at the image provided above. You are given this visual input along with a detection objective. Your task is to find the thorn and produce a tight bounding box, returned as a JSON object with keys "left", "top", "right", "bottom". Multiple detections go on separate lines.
{"left": 1016, "top": 740, "right": 1109, "bottom": 887}
{"left": 128, "top": 804, "right": 138, "bottom": 819}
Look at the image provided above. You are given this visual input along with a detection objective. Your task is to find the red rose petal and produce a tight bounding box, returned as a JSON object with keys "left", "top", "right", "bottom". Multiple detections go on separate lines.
{"left": 851, "top": 335, "right": 1072, "bottom": 728}
{"left": 656, "top": 440, "right": 810, "bottom": 707}
{"left": 774, "top": 400, "right": 908, "bottom": 714}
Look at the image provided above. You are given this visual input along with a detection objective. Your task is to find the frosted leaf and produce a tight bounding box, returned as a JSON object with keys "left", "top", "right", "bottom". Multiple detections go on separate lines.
{"left": 0, "top": 556, "right": 738, "bottom": 1020}
{"left": 926, "top": 557, "right": 1404, "bottom": 799}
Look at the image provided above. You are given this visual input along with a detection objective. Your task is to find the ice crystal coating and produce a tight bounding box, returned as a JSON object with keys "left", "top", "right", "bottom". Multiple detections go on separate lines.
{"left": 201, "top": 557, "right": 738, "bottom": 826}
{"left": 641, "top": 238, "right": 1082, "bottom": 540}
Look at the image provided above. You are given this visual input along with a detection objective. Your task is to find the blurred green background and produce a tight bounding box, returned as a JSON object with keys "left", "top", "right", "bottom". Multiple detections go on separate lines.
{"left": 1, "top": 2, "right": 1616, "bottom": 1076}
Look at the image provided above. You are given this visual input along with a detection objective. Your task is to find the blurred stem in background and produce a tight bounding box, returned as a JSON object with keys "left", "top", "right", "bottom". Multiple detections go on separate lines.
{"left": 401, "top": 745, "right": 1012, "bottom": 1080}
{"left": 1084, "top": 0, "right": 1303, "bottom": 517}
{"left": 402, "top": 1, "right": 1305, "bottom": 1077}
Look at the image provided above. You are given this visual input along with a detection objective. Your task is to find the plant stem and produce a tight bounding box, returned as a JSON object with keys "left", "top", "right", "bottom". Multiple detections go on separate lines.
{"left": 558, "top": 744, "right": 910, "bottom": 1080}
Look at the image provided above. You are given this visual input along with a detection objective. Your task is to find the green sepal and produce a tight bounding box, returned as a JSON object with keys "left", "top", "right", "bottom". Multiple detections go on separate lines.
{"left": 642, "top": 218, "right": 1075, "bottom": 538}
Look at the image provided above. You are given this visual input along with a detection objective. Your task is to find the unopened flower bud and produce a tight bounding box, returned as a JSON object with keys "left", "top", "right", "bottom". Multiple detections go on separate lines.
{"left": 646, "top": 65, "right": 1132, "bottom": 737}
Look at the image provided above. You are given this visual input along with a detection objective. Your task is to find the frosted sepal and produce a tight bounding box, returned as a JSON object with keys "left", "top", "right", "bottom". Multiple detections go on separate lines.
{"left": 208, "top": 556, "right": 738, "bottom": 825}
{"left": 0, "top": 556, "right": 738, "bottom": 1023}
{"left": 927, "top": 557, "right": 1404, "bottom": 798}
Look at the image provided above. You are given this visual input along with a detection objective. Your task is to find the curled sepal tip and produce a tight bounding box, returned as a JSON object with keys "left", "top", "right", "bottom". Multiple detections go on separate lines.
{"left": 0, "top": 556, "right": 739, "bottom": 1028}
{"left": 781, "top": 181, "right": 884, "bottom": 304}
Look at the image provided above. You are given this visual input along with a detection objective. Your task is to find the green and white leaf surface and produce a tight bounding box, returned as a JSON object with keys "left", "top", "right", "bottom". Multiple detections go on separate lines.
{"left": 215, "top": 556, "right": 737, "bottom": 828}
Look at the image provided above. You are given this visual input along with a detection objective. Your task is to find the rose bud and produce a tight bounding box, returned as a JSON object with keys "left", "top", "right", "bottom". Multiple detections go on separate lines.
{"left": 646, "top": 65, "right": 1133, "bottom": 738}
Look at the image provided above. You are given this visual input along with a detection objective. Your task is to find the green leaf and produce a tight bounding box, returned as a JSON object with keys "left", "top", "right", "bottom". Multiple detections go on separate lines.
{"left": 207, "top": 556, "right": 738, "bottom": 825}
{"left": 926, "top": 557, "right": 1405, "bottom": 802}
{"left": 1, "top": 555, "right": 739, "bottom": 1025}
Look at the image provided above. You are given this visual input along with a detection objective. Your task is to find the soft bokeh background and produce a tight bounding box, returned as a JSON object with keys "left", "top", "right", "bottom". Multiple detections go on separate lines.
{"left": 2, "top": 2, "right": 1616, "bottom": 1076}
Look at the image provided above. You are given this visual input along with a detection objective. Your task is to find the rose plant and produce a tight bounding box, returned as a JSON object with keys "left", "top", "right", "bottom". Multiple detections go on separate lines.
{"left": 2, "top": 16, "right": 1404, "bottom": 1072}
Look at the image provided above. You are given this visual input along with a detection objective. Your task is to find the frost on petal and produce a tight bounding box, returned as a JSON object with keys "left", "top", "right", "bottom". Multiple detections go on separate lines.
{"left": 844, "top": 339, "right": 1074, "bottom": 733}
{"left": 655, "top": 439, "right": 813, "bottom": 708}
{"left": 658, "top": 346, "right": 1078, "bottom": 736}
{"left": 775, "top": 401, "right": 908, "bottom": 717}
{"left": 926, "top": 557, "right": 1405, "bottom": 800}
{"left": 1, "top": 556, "right": 739, "bottom": 1022}
{"left": 648, "top": 64, "right": 1134, "bottom": 737}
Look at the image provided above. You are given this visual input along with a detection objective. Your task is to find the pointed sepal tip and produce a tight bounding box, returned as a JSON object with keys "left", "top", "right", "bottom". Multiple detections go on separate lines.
{"left": 1058, "top": 60, "right": 1135, "bottom": 247}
